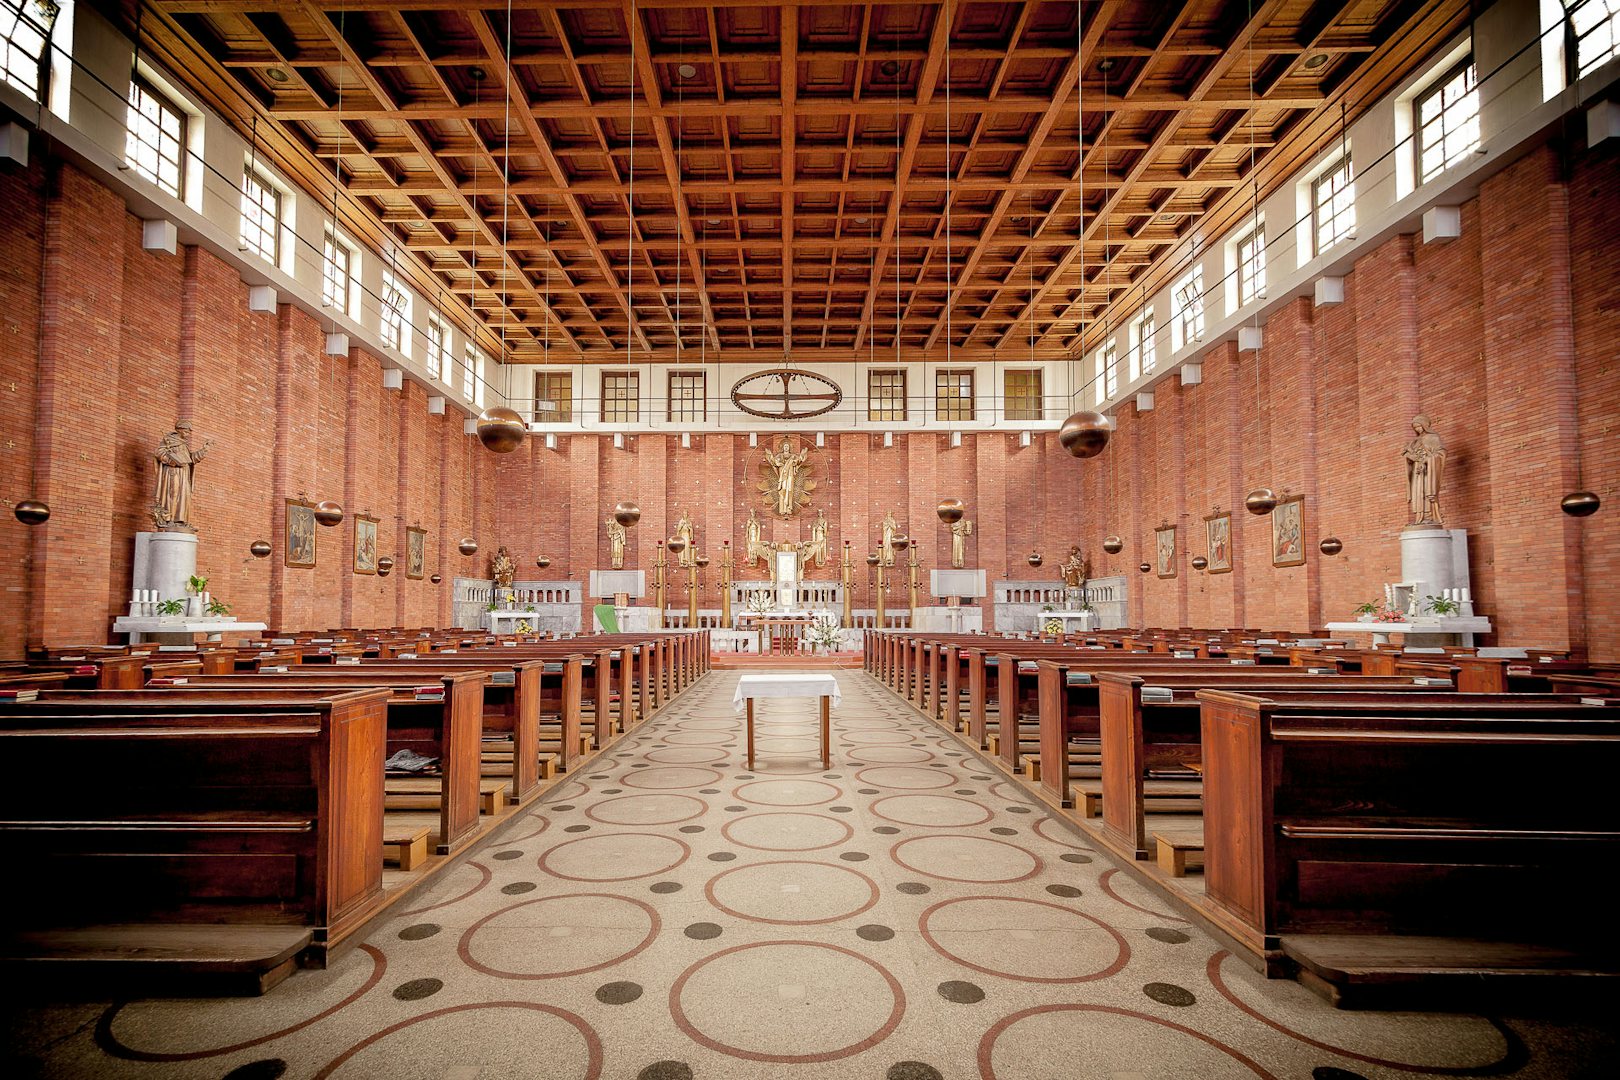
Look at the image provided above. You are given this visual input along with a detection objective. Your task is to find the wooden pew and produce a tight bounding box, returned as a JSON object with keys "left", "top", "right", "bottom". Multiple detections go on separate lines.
{"left": 0, "top": 688, "right": 390, "bottom": 990}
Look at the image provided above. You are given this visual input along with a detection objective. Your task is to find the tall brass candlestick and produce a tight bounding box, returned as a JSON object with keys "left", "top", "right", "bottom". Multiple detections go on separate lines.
{"left": 907, "top": 541, "right": 921, "bottom": 624}
{"left": 720, "top": 542, "right": 733, "bottom": 628}
{"left": 653, "top": 550, "right": 667, "bottom": 629}
{"left": 840, "top": 541, "right": 853, "bottom": 629}
{"left": 687, "top": 556, "right": 700, "bottom": 629}
{"left": 874, "top": 556, "right": 886, "bottom": 629}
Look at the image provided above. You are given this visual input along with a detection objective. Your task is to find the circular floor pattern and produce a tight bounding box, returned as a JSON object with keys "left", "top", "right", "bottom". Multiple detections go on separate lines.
{"left": 96, "top": 946, "right": 385, "bottom": 1062}
{"left": 846, "top": 746, "right": 935, "bottom": 765}
{"left": 891, "top": 835, "right": 1042, "bottom": 883}
{"left": 540, "top": 832, "right": 690, "bottom": 882}
{"left": 842, "top": 730, "right": 918, "bottom": 746}
{"left": 670, "top": 940, "right": 904, "bottom": 1063}
{"left": 661, "top": 730, "right": 735, "bottom": 746}
{"left": 977, "top": 1005, "right": 1277, "bottom": 1080}
{"left": 312, "top": 1002, "right": 602, "bottom": 1080}
{"left": 722, "top": 812, "right": 854, "bottom": 852}
{"left": 458, "top": 893, "right": 659, "bottom": 979}
{"left": 855, "top": 766, "right": 958, "bottom": 790}
{"left": 869, "top": 794, "right": 993, "bottom": 828}
{"left": 1096, "top": 868, "right": 1190, "bottom": 923}
{"left": 1031, "top": 817, "right": 1092, "bottom": 849}
{"left": 644, "top": 746, "right": 731, "bottom": 765}
{"left": 584, "top": 794, "right": 708, "bottom": 827}
{"left": 705, "top": 860, "right": 881, "bottom": 924}
{"left": 671, "top": 718, "right": 735, "bottom": 731}
{"left": 619, "top": 766, "right": 725, "bottom": 790}
{"left": 919, "top": 896, "right": 1128, "bottom": 983}
{"left": 393, "top": 860, "right": 492, "bottom": 916}
{"left": 1208, "top": 952, "right": 1517, "bottom": 1072}
{"left": 732, "top": 779, "right": 842, "bottom": 806}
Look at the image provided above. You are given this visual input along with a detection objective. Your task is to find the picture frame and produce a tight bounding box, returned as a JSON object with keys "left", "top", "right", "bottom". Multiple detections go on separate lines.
{"left": 284, "top": 499, "right": 316, "bottom": 569}
{"left": 1204, "top": 511, "right": 1232, "bottom": 575}
{"left": 1272, "top": 495, "right": 1306, "bottom": 568}
{"left": 406, "top": 527, "right": 426, "bottom": 580}
{"left": 1154, "top": 524, "right": 1177, "bottom": 579}
{"left": 354, "top": 515, "right": 378, "bottom": 575}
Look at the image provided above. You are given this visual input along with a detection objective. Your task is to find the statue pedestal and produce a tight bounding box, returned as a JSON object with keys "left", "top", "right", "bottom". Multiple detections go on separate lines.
{"left": 133, "top": 531, "right": 198, "bottom": 607}
{"left": 1400, "top": 527, "right": 1475, "bottom": 616}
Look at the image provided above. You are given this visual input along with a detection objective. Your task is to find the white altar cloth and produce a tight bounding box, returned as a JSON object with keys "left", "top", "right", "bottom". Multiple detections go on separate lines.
{"left": 732, "top": 673, "right": 842, "bottom": 711}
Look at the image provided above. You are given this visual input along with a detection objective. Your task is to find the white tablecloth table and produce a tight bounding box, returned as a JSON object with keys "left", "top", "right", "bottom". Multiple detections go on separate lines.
{"left": 732, "top": 673, "right": 841, "bottom": 769}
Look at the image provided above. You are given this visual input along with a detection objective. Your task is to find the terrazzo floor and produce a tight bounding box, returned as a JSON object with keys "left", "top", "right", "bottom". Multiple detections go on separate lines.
{"left": 4, "top": 669, "right": 1617, "bottom": 1079}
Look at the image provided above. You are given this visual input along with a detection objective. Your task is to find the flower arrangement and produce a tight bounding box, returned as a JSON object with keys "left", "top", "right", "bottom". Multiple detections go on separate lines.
{"left": 186, "top": 574, "right": 208, "bottom": 595}
{"left": 745, "top": 589, "right": 774, "bottom": 615}
{"left": 516, "top": 619, "right": 534, "bottom": 635}
{"left": 1373, "top": 606, "right": 1406, "bottom": 623}
{"left": 1353, "top": 601, "right": 1381, "bottom": 618}
{"left": 808, "top": 617, "right": 842, "bottom": 652}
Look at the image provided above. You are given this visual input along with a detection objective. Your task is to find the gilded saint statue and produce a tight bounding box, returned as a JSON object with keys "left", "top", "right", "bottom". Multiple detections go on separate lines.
{"left": 759, "top": 438, "right": 814, "bottom": 517}
{"left": 491, "top": 546, "right": 516, "bottom": 589}
{"left": 949, "top": 517, "right": 974, "bottom": 569}
{"left": 606, "top": 517, "right": 627, "bottom": 569}
{"left": 743, "top": 508, "right": 767, "bottom": 568}
{"left": 796, "top": 508, "right": 830, "bottom": 569}
{"left": 879, "top": 510, "right": 900, "bottom": 566}
{"left": 1059, "top": 545, "right": 1091, "bottom": 590}
{"left": 150, "top": 420, "right": 211, "bottom": 532}
{"left": 1401, "top": 414, "right": 1447, "bottom": 527}
{"left": 673, "top": 510, "right": 696, "bottom": 566}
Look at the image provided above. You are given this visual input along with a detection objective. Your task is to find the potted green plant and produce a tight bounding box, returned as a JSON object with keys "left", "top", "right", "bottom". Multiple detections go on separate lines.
{"left": 1424, "top": 594, "right": 1461, "bottom": 618}
{"left": 155, "top": 597, "right": 186, "bottom": 619}
{"left": 204, "top": 597, "right": 231, "bottom": 617}
{"left": 1353, "top": 601, "right": 1380, "bottom": 623}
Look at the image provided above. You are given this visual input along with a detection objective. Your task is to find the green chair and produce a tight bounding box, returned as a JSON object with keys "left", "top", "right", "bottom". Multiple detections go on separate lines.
{"left": 593, "top": 604, "right": 620, "bottom": 634}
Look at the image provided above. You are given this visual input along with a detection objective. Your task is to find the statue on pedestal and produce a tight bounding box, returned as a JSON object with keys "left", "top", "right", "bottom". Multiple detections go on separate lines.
{"left": 880, "top": 510, "right": 900, "bottom": 566}
{"left": 949, "top": 517, "right": 974, "bottom": 569}
{"left": 760, "top": 438, "right": 814, "bottom": 517}
{"left": 1402, "top": 415, "right": 1447, "bottom": 527}
{"left": 606, "top": 517, "right": 627, "bottom": 569}
{"left": 150, "top": 421, "right": 210, "bottom": 532}
{"left": 491, "top": 546, "right": 515, "bottom": 589}
{"left": 796, "top": 508, "right": 829, "bottom": 569}
{"left": 1059, "top": 545, "right": 1090, "bottom": 590}
{"left": 744, "top": 507, "right": 772, "bottom": 568}
{"left": 673, "top": 510, "right": 696, "bottom": 566}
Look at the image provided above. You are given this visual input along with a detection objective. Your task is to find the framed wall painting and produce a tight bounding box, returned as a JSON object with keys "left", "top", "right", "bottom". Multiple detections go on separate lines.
{"left": 285, "top": 499, "right": 316, "bottom": 569}
{"left": 1154, "top": 524, "right": 1177, "bottom": 579}
{"left": 406, "top": 527, "right": 427, "bottom": 580}
{"left": 354, "top": 515, "right": 378, "bottom": 575}
{"left": 1205, "top": 511, "right": 1232, "bottom": 574}
{"left": 1272, "top": 495, "right": 1306, "bottom": 568}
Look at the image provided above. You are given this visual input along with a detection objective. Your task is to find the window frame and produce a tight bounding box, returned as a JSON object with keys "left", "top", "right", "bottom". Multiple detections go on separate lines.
{"left": 0, "top": 0, "right": 56, "bottom": 103}
{"left": 379, "top": 270, "right": 411, "bottom": 353}
{"left": 1312, "top": 155, "right": 1356, "bottom": 256}
{"left": 601, "top": 370, "right": 641, "bottom": 424}
{"left": 934, "top": 369, "right": 975, "bottom": 423}
{"left": 238, "top": 166, "right": 283, "bottom": 268}
{"left": 1171, "top": 268, "right": 1205, "bottom": 353}
{"left": 1568, "top": 0, "right": 1620, "bottom": 81}
{"left": 125, "top": 74, "right": 187, "bottom": 199}
{"left": 1003, "top": 368, "right": 1043, "bottom": 421}
{"left": 1235, "top": 222, "right": 1267, "bottom": 307}
{"left": 667, "top": 370, "right": 707, "bottom": 423}
{"left": 533, "top": 371, "right": 573, "bottom": 423}
{"left": 1130, "top": 311, "right": 1157, "bottom": 381}
{"left": 424, "top": 313, "right": 449, "bottom": 382}
{"left": 1101, "top": 339, "right": 1119, "bottom": 401}
{"left": 1414, "top": 58, "right": 1480, "bottom": 185}
{"left": 462, "top": 344, "right": 485, "bottom": 407}
{"left": 322, "top": 228, "right": 356, "bottom": 316}
{"left": 867, "top": 368, "right": 907, "bottom": 422}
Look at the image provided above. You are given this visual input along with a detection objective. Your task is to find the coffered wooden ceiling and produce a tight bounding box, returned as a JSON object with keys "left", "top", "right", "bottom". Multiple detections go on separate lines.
{"left": 121, "top": 1, "right": 1470, "bottom": 363}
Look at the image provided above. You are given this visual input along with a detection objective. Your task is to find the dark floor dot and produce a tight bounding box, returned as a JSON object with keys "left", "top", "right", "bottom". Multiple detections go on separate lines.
{"left": 392, "top": 977, "right": 443, "bottom": 1002}
{"left": 858, "top": 788, "right": 881, "bottom": 795}
{"left": 1312, "top": 1069, "right": 1371, "bottom": 1080}
{"left": 1146, "top": 927, "right": 1190, "bottom": 944}
{"left": 708, "top": 851, "right": 737, "bottom": 862}
{"left": 679, "top": 825, "right": 705, "bottom": 834}
{"left": 650, "top": 881, "right": 683, "bottom": 894}
{"left": 1046, "top": 884, "right": 1083, "bottom": 898}
{"left": 839, "top": 851, "right": 870, "bottom": 861}
{"left": 937, "top": 980, "right": 986, "bottom": 1004}
{"left": 856, "top": 924, "right": 895, "bottom": 941}
{"left": 564, "top": 824, "right": 591, "bottom": 833}
{"left": 1006, "top": 806, "right": 1032, "bottom": 814}
{"left": 595, "top": 980, "right": 643, "bottom": 1004}
{"left": 501, "top": 881, "right": 538, "bottom": 895}
{"left": 929, "top": 763, "right": 949, "bottom": 768}
{"left": 600, "top": 788, "right": 623, "bottom": 795}
{"left": 735, "top": 775, "right": 755, "bottom": 780}
{"left": 638, "top": 1062, "right": 693, "bottom": 1080}
{"left": 873, "top": 825, "right": 901, "bottom": 834}
{"left": 725, "top": 805, "right": 747, "bottom": 812}
{"left": 491, "top": 849, "right": 525, "bottom": 860}
{"left": 397, "top": 923, "right": 440, "bottom": 941}
{"left": 222, "top": 1060, "right": 287, "bottom": 1080}
{"left": 551, "top": 804, "right": 576, "bottom": 812}
{"left": 589, "top": 774, "right": 609, "bottom": 780}
{"left": 631, "top": 762, "right": 650, "bottom": 768}
{"left": 989, "top": 827, "right": 1018, "bottom": 836}
{"left": 887, "top": 1062, "right": 944, "bottom": 1080}
{"left": 896, "top": 881, "right": 931, "bottom": 895}
{"left": 685, "top": 922, "right": 723, "bottom": 940}
{"left": 699, "top": 788, "right": 721, "bottom": 794}
{"left": 946, "top": 752, "right": 963, "bottom": 757}
{"left": 1143, "top": 982, "right": 1197, "bottom": 1007}
{"left": 952, "top": 789, "right": 977, "bottom": 796}
{"left": 1060, "top": 852, "right": 1093, "bottom": 864}
{"left": 829, "top": 805, "right": 852, "bottom": 813}
{"left": 824, "top": 773, "right": 842, "bottom": 779}
{"left": 971, "top": 775, "right": 993, "bottom": 781}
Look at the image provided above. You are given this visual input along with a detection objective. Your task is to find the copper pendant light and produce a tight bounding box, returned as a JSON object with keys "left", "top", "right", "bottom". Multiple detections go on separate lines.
{"left": 696, "top": 554, "right": 711, "bottom": 569}
{"left": 12, "top": 499, "right": 49, "bottom": 526}
{"left": 1191, "top": 555, "right": 1208, "bottom": 571}
{"left": 1561, "top": 491, "right": 1601, "bottom": 517}
{"left": 666, "top": 537, "right": 688, "bottom": 555}
{"left": 865, "top": 553, "right": 880, "bottom": 567}
{"left": 458, "top": 538, "right": 479, "bottom": 556}
{"left": 249, "top": 540, "right": 272, "bottom": 558}
{"left": 536, "top": 555, "right": 552, "bottom": 569}
{"left": 1102, "top": 535, "right": 1123, "bottom": 555}
{"left": 430, "top": 573, "right": 443, "bottom": 584}
{"left": 1138, "top": 562, "right": 1151, "bottom": 573}
{"left": 1319, "top": 537, "right": 1344, "bottom": 556}
{"left": 936, "top": 498, "right": 965, "bottom": 525}
{"left": 1058, "top": 410, "right": 1114, "bottom": 458}
{"left": 475, "top": 406, "right": 527, "bottom": 454}
{"left": 377, "top": 556, "right": 394, "bottom": 576}
{"left": 314, "top": 501, "right": 344, "bottom": 527}
{"left": 1027, "top": 552, "right": 1043, "bottom": 567}
{"left": 889, "top": 534, "right": 910, "bottom": 553}
{"left": 613, "top": 501, "right": 642, "bottom": 527}
{"left": 1244, "top": 488, "right": 1278, "bottom": 515}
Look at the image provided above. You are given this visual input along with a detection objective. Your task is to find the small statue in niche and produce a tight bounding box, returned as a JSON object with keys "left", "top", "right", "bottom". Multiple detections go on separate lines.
{"left": 1401, "top": 415, "right": 1447, "bottom": 527}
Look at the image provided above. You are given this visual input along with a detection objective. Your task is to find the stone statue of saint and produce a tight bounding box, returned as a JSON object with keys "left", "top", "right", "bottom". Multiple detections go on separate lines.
{"left": 950, "top": 518, "right": 974, "bottom": 569}
{"left": 1060, "top": 545, "right": 1090, "bottom": 590}
{"left": 763, "top": 439, "right": 811, "bottom": 517}
{"left": 744, "top": 508, "right": 765, "bottom": 568}
{"left": 150, "top": 420, "right": 210, "bottom": 532}
{"left": 880, "top": 510, "right": 899, "bottom": 566}
{"left": 1402, "top": 414, "right": 1447, "bottom": 526}
{"left": 491, "top": 546, "right": 515, "bottom": 589}
{"left": 797, "top": 508, "right": 829, "bottom": 569}
{"left": 673, "top": 510, "right": 695, "bottom": 566}
{"left": 606, "top": 517, "right": 627, "bottom": 569}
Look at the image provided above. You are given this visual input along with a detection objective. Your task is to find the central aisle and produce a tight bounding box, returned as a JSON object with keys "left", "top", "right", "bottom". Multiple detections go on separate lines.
{"left": 29, "top": 670, "right": 1611, "bottom": 1079}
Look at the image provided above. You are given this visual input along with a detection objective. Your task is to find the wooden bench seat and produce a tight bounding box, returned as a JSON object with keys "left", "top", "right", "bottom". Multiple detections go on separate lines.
{"left": 0, "top": 923, "right": 315, "bottom": 995}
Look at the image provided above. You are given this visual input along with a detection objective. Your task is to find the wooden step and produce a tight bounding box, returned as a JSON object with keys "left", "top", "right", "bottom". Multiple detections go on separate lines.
{"left": 1153, "top": 830, "right": 1205, "bottom": 877}
{"left": 382, "top": 825, "right": 430, "bottom": 871}
{"left": 384, "top": 778, "right": 506, "bottom": 815}
{"left": 1074, "top": 779, "right": 1203, "bottom": 819}
{"left": 0, "top": 923, "right": 312, "bottom": 995}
